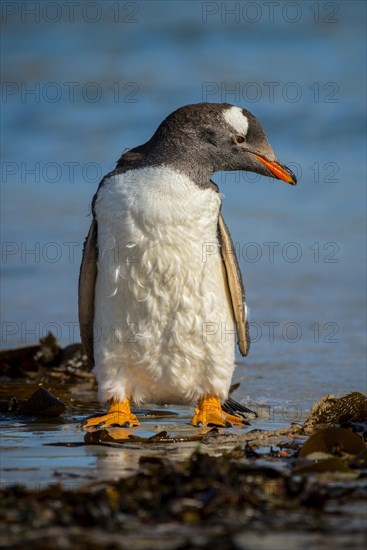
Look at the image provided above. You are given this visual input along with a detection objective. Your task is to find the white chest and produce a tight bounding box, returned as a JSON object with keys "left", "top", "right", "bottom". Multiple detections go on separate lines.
{"left": 93, "top": 166, "right": 235, "bottom": 404}
{"left": 95, "top": 165, "right": 221, "bottom": 245}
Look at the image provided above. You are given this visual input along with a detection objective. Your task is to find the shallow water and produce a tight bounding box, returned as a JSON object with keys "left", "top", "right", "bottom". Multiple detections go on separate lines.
{"left": 0, "top": 402, "right": 298, "bottom": 489}
{"left": 1, "top": 1, "right": 366, "bottom": 484}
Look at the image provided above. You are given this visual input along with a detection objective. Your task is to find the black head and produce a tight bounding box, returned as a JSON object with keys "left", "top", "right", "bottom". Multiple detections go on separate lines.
{"left": 118, "top": 102, "right": 297, "bottom": 186}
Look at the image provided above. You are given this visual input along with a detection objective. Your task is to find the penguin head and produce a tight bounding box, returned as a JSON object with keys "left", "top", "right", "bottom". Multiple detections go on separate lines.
{"left": 150, "top": 102, "right": 297, "bottom": 185}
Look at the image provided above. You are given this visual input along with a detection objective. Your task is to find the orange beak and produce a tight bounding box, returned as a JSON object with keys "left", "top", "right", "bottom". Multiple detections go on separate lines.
{"left": 254, "top": 154, "right": 297, "bottom": 185}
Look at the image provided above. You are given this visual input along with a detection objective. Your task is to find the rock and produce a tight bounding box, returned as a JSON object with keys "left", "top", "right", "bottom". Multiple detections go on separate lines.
{"left": 19, "top": 387, "right": 65, "bottom": 417}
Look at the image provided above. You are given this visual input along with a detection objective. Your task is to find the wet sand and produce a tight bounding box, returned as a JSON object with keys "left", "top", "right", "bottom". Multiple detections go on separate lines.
{"left": 0, "top": 340, "right": 366, "bottom": 550}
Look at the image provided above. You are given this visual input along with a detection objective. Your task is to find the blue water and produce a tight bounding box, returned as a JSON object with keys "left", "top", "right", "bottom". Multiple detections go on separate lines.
{"left": 1, "top": 0, "right": 366, "bottom": 410}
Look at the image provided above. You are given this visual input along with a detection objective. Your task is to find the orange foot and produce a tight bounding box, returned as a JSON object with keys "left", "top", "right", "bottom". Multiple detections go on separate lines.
{"left": 82, "top": 398, "right": 140, "bottom": 429}
{"left": 191, "top": 395, "right": 244, "bottom": 427}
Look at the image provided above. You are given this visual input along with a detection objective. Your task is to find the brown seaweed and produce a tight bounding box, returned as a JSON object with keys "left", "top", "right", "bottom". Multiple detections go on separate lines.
{"left": 303, "top": 392, "right": 367, "bottom": 431}
{"left": 299, "top": 427, "right": 365, "bottom": 457}
{"left": 84, "top": 427, "right": 220, "bottom": 445}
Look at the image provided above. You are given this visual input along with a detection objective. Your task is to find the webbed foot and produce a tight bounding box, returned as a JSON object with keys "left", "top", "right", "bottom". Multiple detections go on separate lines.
{"left": 82, "top": 398, "right": 140, "bottom": 429}
{"left": 191, "top": 395, "right": 245, "bottom": 427}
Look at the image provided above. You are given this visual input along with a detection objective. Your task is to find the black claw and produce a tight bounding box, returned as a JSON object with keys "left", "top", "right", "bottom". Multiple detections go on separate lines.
{"left": 222, "top": 397, "right": 257, "bottom": 418}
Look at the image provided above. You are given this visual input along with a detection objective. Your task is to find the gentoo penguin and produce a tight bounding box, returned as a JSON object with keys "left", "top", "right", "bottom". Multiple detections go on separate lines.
{"left": 79, "top": 102, "right": 296, "bottom": 428}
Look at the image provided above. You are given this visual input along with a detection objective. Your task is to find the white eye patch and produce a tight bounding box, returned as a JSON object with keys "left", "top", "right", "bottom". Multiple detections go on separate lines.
{"left": 223, "top": 106, "right": 249, "bottom": 137}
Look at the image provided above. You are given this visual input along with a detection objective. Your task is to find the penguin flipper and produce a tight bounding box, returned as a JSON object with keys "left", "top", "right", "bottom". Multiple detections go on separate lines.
{"left": 78, "top": 220, "right": 98, "bottom": 364}
{"left": 218, "top": 213, "right": 250, "bottom": 357}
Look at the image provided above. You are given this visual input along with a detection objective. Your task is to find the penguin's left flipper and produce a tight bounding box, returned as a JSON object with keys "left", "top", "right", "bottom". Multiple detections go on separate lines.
{"left": 217, "top": 213, "right": 250, "bottom": 358}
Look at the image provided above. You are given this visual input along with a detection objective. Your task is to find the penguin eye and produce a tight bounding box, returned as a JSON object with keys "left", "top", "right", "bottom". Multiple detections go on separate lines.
{"left": 235, "top": 136, "right": 245, "bottom": 144}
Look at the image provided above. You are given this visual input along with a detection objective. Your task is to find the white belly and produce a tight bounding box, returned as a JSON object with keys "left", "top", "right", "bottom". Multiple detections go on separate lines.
{"left": 93, "top": 166, "right": 235, "bottom": 405}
